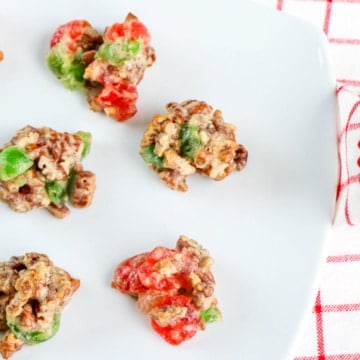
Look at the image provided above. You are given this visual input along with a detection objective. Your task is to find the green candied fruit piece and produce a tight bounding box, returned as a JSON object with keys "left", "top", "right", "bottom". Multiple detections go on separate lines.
{"left": 141, "top": 144, "right": 164, "bottom": 168}
{"left": 199, "top": 305, "right": 222, "bottom": 323}
{"left": 45, "top": 181, "right": 67, "bottom": 206}
{"left": 8, "top": 312, "right": 60, "bottom": 345}
{"left": 46, "top": 48, "right": 63, "bottom": 77}
{"left": 60, "top": 60, "right": 86, "bottom": 90}
{"left": 124, "top": 40, "right": 142, "bottom": 56}
{"left": 0, "top": 146, "right": 34, "bottom": 181}
{"left": 46, "top": 45, "right": 86, "bottom": 90}
{"left": 75, "top": 131, "right": 92, "bottom": 158}
{"left": 66, "top": 168, "right": 77, "bottom": 198}
{"left": 95, "top": 39, "right": 141, "bottom": 66}
{"left": 179, "top": 124, "right": 203, "bottom": 160}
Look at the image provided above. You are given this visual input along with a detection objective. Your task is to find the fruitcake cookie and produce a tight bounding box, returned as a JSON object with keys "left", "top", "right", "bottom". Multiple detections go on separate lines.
{"left": 140, "top": 100, "right": 248, "bottom": 191}
{"left": 0, "top": 126, "right": 95, "bottom": 218}
{"left": 112, "top": 235, "right": 221, "bottom": 345}
{"left": 0, "top": 252, "right": 79, "bottom": 359}
{"left": 47, "top": 13, "right": 155, "bottom": 122}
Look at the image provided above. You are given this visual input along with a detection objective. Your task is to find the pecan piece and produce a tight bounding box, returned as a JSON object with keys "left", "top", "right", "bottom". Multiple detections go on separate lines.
{"left": 70, "top": 170, "right": 96, "bottom": 208}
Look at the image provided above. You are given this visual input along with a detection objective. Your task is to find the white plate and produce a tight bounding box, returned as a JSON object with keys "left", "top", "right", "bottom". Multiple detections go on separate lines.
{"left": 0, "top": 1, "right": 337, "bottom": 359}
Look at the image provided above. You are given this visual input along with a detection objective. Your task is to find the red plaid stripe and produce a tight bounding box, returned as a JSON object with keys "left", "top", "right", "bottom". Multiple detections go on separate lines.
{"left": 257, "top": 0, "right": 360, "bottom": 358}
{"left": 327, "top": 254, "right": 360, "bottom": 262}
{"left": 293, "top": 252, "right": 360, "bottom": 359}
{"left": 295, "top": 355, "right": 360, "bottom": 360}
{"left": 314, "top": 291, "right": 325, "bottom": 358}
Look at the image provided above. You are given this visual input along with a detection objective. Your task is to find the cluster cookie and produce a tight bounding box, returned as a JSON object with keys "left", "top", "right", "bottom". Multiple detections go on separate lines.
{"left": 140, "top": 99, "right": 248, "bottom": 191}
{"left": 0, "top": 8, "right": 252, "bottom": 358}
{"left": 46, "top": 13, "right": 155, "bottom": 121}
{"left": 0, "top": 126, "right": 96, "bottom": 218}
{"left": 112, "top": 235, "right": 221, "bottom": 345}
{"left": 0, "top": 253, "right": 79, "bottom": 359}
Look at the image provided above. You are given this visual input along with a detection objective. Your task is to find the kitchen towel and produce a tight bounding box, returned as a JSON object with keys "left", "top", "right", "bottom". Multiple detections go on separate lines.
{"left": 255, "top": 0, "right": 360, "bottom": 358}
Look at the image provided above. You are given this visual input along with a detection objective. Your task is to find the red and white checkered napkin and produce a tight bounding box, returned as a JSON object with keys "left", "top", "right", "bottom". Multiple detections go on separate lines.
{"left": 254, "top": 0, "right": 360, "bottom": 358}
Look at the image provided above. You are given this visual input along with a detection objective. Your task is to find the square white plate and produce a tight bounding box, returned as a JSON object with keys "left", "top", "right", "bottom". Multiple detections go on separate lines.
{"left": 0, "top": 1, "right": 337, "bottom": 359}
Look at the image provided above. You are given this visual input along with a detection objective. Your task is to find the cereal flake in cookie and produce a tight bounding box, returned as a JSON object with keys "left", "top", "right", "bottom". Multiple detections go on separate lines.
{"left": 0, "top": 253, "right": 79, "bottom": 359}
{"left": 112, "top": 235, "right": 221, "bottom": 345}
{"left": 47, "top": 13, "right": 155, "bottom": 122}
{"left": 140, "top": 100, "right": 248, "bottom": 191}
{"left": 0, "top": 126, "right": 96, "bottom": 218}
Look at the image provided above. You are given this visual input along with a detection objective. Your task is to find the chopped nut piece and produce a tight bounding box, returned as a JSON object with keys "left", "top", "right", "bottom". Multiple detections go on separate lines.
{"left": 70, "top": 170, "right": 96, "bottom": 208}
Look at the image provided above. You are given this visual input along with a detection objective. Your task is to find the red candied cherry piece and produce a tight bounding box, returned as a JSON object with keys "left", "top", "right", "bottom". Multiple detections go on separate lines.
{"left": 112, "top": 253, "right": 149, "bottom": 295}
{"left": 137, "top": 247, "right": 196, "bottom": 293}
{"left": 94, "top": 83, "right": 138, "bottom": 122}
{"left": 150, "top": 295, "right": 200, "bottom": 345}
{"left": 129, "top": 21, "right": 151, "bottom": 44}
{"left": 137, "top": 247, "right": 180, "bottom": 292}
{"left": 113, "top": 246, "right": 197, "bottom": 295}
{"left": 50, "top": 19, "right": 90, "bottom": 51}
{"left": 105, "top": 18, "right": 151, "bottom": 45}
{"left": 105, "top": 23, "right": 126, "bottom": 41}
